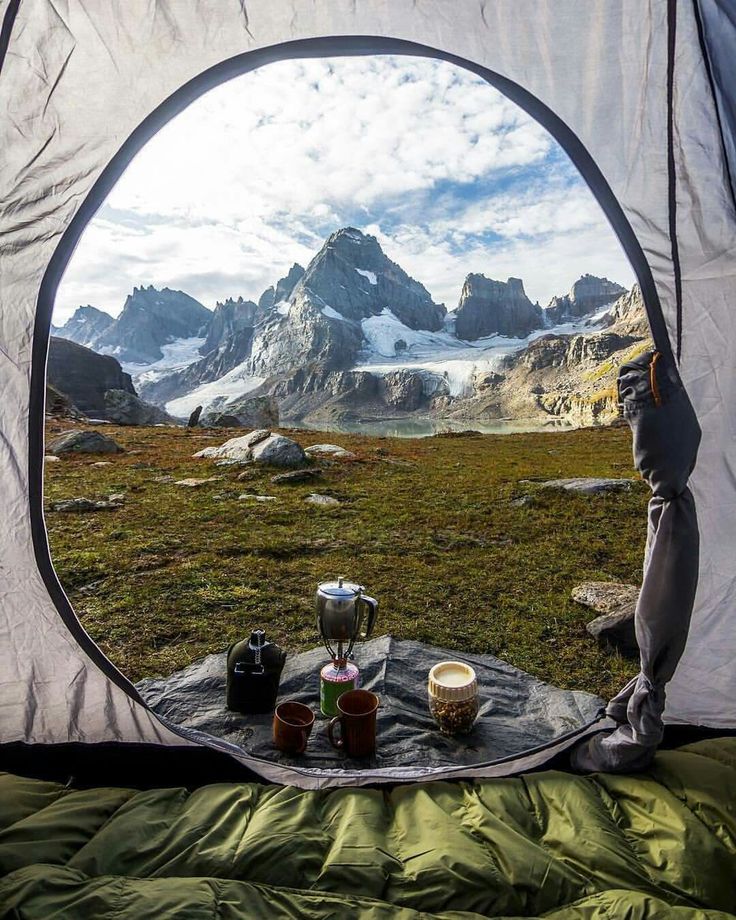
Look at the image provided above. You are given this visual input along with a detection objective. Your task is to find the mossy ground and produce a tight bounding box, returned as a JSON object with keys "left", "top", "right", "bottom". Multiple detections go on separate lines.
{"left": 45, "top": 422, "right": 644, "bottom": 699}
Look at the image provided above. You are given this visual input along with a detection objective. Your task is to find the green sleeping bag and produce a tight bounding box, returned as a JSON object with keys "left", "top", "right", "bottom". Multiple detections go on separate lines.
{"left": 1, "top": 739, "right": 735, "bottom": 919}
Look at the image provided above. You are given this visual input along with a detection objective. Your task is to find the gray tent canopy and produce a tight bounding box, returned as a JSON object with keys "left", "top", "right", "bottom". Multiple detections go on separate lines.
{"left": 1, "top": 0, "right": 734, "bottom": 788}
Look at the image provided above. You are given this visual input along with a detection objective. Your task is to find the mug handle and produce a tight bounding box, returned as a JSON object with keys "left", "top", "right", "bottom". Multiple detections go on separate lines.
{"left": 327, "top": 715, "right": 344, "bottom": 749}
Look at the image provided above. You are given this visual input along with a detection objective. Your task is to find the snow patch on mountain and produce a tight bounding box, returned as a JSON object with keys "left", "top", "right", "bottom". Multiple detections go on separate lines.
{"left": 165, "top": 360, "right": 265, "bottom": 418}
{"left": 356, "top": 269, "right": 377, "bottom": 285}
{"left": 322, "top": 305, "right": 348, "bottom": 321}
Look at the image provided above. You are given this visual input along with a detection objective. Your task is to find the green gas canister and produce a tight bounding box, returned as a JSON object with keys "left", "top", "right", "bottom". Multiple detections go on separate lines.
{"left": 320, "top": 659, "right": 360, "bottom": 716}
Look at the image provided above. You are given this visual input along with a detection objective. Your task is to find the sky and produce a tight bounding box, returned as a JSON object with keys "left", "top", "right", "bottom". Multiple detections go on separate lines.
{"left": 53, "top": 55, "right": 634, "bottom": 324}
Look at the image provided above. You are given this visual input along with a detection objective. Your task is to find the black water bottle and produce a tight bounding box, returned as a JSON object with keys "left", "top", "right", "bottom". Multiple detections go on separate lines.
{"left": 226, "top": 629, "right": 286, "bottom": 714}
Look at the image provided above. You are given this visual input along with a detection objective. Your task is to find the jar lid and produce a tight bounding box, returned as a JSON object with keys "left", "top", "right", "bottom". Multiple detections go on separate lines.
{"left": 428, "top": 661, "right": 477, "bottom": 702}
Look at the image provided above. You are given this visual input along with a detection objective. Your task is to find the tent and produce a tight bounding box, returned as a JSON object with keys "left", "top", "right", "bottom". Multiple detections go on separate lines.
{"left": 1, "top": 0, "right": 734, "bottom": 788}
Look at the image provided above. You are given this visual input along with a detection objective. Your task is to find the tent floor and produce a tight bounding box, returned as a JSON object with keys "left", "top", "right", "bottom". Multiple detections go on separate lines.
{"left": 135, "top": 635, "right": 603, "bottom": 781}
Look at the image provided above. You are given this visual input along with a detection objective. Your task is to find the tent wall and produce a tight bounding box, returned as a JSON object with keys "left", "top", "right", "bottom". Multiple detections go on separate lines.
{"left": 0, "top": 1, "right": 734, "bottom": 767}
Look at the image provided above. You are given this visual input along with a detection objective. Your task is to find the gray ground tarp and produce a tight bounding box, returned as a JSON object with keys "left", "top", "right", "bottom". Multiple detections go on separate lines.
{"left": 137, "top": 635, "right": 603, "bottom": 774}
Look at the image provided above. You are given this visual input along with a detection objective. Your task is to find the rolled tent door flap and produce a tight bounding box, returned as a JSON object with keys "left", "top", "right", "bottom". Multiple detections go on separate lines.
{"left": 572, "top": 351, "right": 701, "bottom": 772}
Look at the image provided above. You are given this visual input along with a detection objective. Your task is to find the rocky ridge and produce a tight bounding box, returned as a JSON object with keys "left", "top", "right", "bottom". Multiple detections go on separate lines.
{"left": 54, "top": 227, "right": 648, "bottom": 430}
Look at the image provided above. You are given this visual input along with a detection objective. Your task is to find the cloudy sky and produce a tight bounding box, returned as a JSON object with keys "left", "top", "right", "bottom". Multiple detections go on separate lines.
{"left": 53, "top": 55, "right": 634, "bottom": 324}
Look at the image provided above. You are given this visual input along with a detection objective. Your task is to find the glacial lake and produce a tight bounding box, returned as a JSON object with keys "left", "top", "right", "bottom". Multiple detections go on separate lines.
{"left": 297, "top": 416, "right": 577, "bottom": 439}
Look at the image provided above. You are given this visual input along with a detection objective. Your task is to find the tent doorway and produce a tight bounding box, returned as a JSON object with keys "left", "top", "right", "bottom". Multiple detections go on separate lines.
{"left": 41, "top": 48, "right": 646, "bottom": 784}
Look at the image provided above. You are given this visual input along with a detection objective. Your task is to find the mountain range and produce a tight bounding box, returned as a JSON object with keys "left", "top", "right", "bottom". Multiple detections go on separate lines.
{"left": 52, "top": 227, "right": 647, "bottom": 428}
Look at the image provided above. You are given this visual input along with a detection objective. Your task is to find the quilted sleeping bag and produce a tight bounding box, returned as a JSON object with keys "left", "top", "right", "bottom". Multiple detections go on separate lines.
{"left": 1, "top": 739, "right": 735, "bottom": 919}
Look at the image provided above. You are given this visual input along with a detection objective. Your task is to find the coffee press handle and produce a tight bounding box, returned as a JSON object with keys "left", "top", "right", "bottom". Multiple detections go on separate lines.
{"left": 358, "top": 595, "right": 378, "bottom": 640}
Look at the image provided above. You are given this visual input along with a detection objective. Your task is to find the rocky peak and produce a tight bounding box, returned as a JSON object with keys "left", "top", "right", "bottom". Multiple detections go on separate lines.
{"left": 454, "top": 274, "right": 542, "bottom": 341}
{"left": 248, "top": 286, "right": 364, "bottom": 378}
{"left": 93, "top": 285, "right": 211, "bottom": 363}
{"left": 546, "top": 274, "right": 626, "bottom": 322}
{"left": 258, "top": 263, "right": 305, "bottom": 311}
{"left": 55, "top": 305, "right": 115, "bottom": 348}
{"left": 200, "top": 297, "right": 258, "bottom": 355}
{"left": 292, "top": 227, "right": 446, "bottom": 331}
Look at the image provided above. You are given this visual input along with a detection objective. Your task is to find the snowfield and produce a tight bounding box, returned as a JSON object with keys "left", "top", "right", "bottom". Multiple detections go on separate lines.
{"left": 356, "top": 308, "right": 610, "bottom": 397}
{"left": 122, "top": 336, "right": 206, "bottom": 387}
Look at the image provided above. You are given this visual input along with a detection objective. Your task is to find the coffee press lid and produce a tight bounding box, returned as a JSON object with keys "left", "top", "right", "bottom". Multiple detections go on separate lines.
{"left": 319, "top": 576, "right": 361, "bottom": 597}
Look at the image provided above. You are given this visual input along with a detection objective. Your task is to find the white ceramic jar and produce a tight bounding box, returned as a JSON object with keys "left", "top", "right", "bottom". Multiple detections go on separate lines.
{"left": 428, "top": 661, "right": 479, "bottom": 735}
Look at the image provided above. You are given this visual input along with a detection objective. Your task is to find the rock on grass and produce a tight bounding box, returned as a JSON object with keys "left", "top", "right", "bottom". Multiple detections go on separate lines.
{"left": 572, "top": 581, "right": 639, "bottom": 657}
{"left": 305, "top": 493, "right": 340, "bottom": 507}
{"left": 271, "top": 469, "right": 322, "bottom": 485}
{"left": 49, "top": 497, "right": 123, "bottom": 513}
{"left": 194, "top": 431, "right": 307, "bottom": 468}
{"left": 48, "top": 429, "right": 123, "bottom": 455}
{"left": 538, "top": 477, "right": 634, "bottom": 494}
{"left": 572, "top": 582, "right": 640, "bottom": 612}
{"left": 305, "top": 444, "right": 356, "bottom": 460}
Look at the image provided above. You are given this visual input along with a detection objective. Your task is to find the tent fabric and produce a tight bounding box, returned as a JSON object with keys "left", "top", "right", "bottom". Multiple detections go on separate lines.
{"left": 0, "top": 0, "right": 735, "bottom": 780}
{"left": 2, "top": 738, "right": 736, "bottom": 918}
{"left": 135, "top": 636, "right": 605, "bottom": 786}
{"left": 695, "top": 0, "right": 736, "bottom": 208}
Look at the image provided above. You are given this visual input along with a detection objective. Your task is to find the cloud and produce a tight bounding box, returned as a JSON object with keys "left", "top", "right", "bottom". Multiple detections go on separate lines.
{"left": 54, "top": 55, "right": 633, "bottom": 323}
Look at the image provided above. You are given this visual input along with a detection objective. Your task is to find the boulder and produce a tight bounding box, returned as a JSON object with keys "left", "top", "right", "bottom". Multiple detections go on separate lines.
{"left": 573, "top": 581, "right": 639, "bottom": 657}
{"left": 304, "top": 444, "right": 356, "bottom": 460}
{"left": 187, "top": 406, "right": 203, "bottom": 428}
{"left": 47, "top": 429, "right": 123, "bottom": 455}
{"left": 194, "top": 429, "right": 272, "bottom": 462}
{"left": 539, "top": 478, "right": 634, "bottom": 494}
{"left": 194, "top": 431, "right": 306, "bottom": 468}
{"left": 103, "top": 389, "right": 178, "bottom": 426}
{"left": 200, "top": 394, "right": 279, "bottom": 429}
{"left": 586, "top": 606, "right": 638, "bottom": 656}
{"left": 251, "top": 434, "right": 308, "bottom": 468}
{"left": 202, "top": 414, "right": 242, "bottom": 429}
